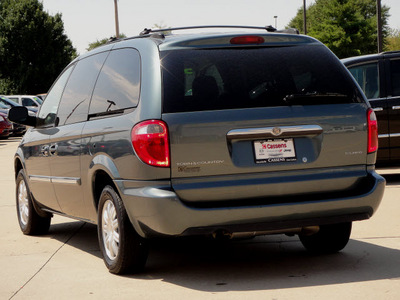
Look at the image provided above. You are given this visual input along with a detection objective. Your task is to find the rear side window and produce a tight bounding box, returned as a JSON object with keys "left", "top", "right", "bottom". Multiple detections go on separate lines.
{"left": 8, "top": 97, "right": 18, "bottom": 103}
{"left": 22, "top": 98, "right": 37, "bottom": 106}
{"left": 89, "top": 48, "right": 141, "bottom": 117}
{"left": 57, "top": 52, "right": 108, "bottom": 126}
{"left": 161, "top": 46, "right": 363, "bottom": 113}
{"left": 348, "top": 63, "right": 380, "bottom": 99}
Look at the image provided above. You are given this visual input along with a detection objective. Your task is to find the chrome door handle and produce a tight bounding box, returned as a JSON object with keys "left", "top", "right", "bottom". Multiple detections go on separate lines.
{"left": 373, "top": 107, "right": 383, "bottom": 112}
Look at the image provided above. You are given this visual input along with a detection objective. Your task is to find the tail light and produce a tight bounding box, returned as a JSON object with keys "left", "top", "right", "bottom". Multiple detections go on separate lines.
{"left": 131, "top": 120, "right": 170, "bottom": 167}
{"left": 367, "top": 108, "right": 378, "bottom": 153}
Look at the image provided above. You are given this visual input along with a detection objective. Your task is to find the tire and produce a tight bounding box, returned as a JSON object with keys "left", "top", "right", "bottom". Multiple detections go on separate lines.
{"left": 299, "top": 222, "right": 352, "bottom": 254}
{"left": 16, "top": 169, "right": 51, "bottom": 235}
{"left": 97, "top": 185, "right": 149, "bottom": 274}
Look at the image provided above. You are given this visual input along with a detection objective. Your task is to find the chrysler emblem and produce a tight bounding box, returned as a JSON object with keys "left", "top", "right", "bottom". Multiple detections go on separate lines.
{"left": 272, "top": 127, "right": 282, "bottom": 136}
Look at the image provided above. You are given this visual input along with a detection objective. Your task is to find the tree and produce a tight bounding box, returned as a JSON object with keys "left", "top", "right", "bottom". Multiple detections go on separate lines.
{"left": 386, "top": 29, "right": 400, "bottom": 51}
{"left": 288, "top": 0, "right": 390, "bottom": 58}
{"left": 0, "top": 0, "right": 77, "bottom": 94}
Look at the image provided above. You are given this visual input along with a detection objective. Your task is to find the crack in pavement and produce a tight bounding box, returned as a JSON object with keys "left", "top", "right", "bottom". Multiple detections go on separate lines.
{"left": 9, "top": 222, "right": 86, "bottom": 300}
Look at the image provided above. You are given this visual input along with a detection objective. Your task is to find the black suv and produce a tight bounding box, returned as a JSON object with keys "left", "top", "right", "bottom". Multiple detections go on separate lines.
{"left": 10, "top": 26, "right": 385, "bottom": 274}
{"left": 342, "top": 51, "right": 400, "bottom": 165}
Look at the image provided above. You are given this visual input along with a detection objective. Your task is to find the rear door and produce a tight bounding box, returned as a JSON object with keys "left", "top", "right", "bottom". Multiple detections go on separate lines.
{"left": 384, "top": 55, "right": 400, "bottom": 161}
{"left": 48, "top": 52, "right": 108, "bottom": 219}
{"left": 161, "top": 42, "right": 369, "bottom": 204}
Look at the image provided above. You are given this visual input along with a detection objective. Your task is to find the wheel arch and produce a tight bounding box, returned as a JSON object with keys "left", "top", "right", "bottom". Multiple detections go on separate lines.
{"left": 92, "top": 170, "right": 117, "bottom": 213}
{"left": 89, "top": 154, "right": 144, "bottom": 236}
{"left": 14, "top": 158, "right": 52, "bottom": 219}
{"left": 14, "top": 150, "right": 25, "bottom": 180}
{"left": 89, "top": 154, "right": 122, "bottom": 213}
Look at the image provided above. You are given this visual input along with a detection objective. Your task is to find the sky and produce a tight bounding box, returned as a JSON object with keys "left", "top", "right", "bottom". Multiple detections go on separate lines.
{"left": 41, "top": 0, "right": 400, "bottom": 55}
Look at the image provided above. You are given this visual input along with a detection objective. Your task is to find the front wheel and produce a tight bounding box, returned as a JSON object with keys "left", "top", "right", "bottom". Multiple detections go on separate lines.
{"left": 299, "top": 222, "right": 352, "bottom": 254}
{"left": 16, "top": 169, "right": 51, "bottom": 235}
{"left": 97, "top": 185, "right": 149, "bottom": 274}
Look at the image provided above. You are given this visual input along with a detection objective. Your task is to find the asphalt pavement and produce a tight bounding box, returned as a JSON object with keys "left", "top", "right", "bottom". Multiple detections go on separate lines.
{"left": 1, "top": 137, "right": 399, "bottom": 299}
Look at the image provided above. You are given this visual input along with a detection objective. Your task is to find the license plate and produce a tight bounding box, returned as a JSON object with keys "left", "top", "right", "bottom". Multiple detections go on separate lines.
{"left": 254, "top": 139, "right": 297, "bottom": 163}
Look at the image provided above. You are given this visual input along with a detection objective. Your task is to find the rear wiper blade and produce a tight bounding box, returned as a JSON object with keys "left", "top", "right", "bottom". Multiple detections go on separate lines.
{"left": 283, "top": 92, "right": 348, "bottom": 104}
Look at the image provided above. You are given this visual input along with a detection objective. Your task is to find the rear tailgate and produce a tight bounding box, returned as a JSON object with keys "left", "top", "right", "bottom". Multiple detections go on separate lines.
{"left": 163, "top": 104, "right": 369, "bottom": 203}
{"left": 160, "top": 35, "right": 370, "bottom": 204}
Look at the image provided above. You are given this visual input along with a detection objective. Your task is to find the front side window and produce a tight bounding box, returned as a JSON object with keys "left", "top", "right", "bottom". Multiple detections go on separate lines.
{"left": 89, "top": 48, "right": 141, "bottom": 117}
{"left": 348, "top": 62, "right": 380, "bottom": 99}
{"left": 37, "top": 65, "right": 75, "bottom": 127}
{"left": 57, "top": 52, "right": 108, "bottom": 125}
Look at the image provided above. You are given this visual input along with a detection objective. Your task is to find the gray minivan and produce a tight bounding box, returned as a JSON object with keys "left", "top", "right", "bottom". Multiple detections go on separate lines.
{"left": 9, "top": 26, "right": 385, "bottom": 274}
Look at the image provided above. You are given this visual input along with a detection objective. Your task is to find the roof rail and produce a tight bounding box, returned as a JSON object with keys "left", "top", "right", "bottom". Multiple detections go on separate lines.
{"left": 139, "top": 25, "right": 286, "bottom": 36}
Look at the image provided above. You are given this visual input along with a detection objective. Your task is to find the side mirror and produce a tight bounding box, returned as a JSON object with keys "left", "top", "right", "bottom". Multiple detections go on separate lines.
{"left": 8, "top": 106, "right": 36, "bottom": 127}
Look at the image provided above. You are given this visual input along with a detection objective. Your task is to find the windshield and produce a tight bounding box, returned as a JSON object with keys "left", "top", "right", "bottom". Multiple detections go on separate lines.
{"left": 161, "top": 45, "right": 363, "bottom": 113}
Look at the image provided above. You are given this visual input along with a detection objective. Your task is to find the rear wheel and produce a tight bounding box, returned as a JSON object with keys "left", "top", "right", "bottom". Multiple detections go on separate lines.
{"left": 97, "top": 185, "right": 149, "bottom": 274}
{"left": 16, "top": 169, "right": 51, "bottom": 235}
{"left": 299, "top": 222, "right": 352, "bottom": 254}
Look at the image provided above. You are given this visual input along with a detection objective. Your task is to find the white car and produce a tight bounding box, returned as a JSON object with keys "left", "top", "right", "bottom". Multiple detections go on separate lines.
{"left": 6, "top": 95, "right": 43, "bottom": 110}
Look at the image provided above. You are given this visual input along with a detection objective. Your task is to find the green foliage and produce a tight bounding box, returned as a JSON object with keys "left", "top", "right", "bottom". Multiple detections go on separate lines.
{"left": 288, "top": 0, "right": 390, "bottom": 58}
{"left": 87, "top": 34, "right": 127, "bottom": 51}
{"left": 0, "top": 0, "right": 77, "bottom": 94}
{"left": 386, "top": 29, "right": 400, "bottom": 51}
{"left": 0, "top": 78, "right": 18, "bottom": 94}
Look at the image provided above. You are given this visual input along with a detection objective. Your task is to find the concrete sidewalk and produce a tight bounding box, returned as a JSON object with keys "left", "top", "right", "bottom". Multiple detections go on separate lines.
{"left": 1, "top": 137, "right": 400, "bottom": 300}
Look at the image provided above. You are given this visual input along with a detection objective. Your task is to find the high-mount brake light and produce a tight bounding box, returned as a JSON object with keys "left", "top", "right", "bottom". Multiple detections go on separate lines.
{"left": 131, "top": 120, "right": 170, "bottom": 167}
{"left": 367, "top": 108, "right": 378, "bottom": 153}
{"left": 230, "top": 36, "right": 265, "bottom": 45}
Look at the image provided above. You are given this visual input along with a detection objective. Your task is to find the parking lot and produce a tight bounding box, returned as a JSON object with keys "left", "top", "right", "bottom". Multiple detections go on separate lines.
{"left": 1, "top": 137, "right": 399, "bottom": 300}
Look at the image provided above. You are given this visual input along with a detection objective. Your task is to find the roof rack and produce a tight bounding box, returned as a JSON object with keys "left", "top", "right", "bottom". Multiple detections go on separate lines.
{"left": 139, "top": 25, "right": 288, "bottom": 36}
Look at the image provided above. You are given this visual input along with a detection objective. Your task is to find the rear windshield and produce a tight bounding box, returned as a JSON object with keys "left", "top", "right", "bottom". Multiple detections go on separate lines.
{"left": 161, "top": 45, "right": 363, "bottom": 113}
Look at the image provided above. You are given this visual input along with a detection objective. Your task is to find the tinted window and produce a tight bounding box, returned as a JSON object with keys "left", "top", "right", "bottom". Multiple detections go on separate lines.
{"left": 22, "top": 98, "right": 37, "bottom": 106}
{"left": 162, "top": 46, "right": 362, "bottom": 113}
{"left": 57, "top": 52, "right": 108, "bottom": 125}
{"left": 390, "top": 59, "right": 400, "bottom": 97}
{"left": 89, "top": 48, "right": 141, "bottom": 116}
{"left": 37, "top": 65, "right": 75, "bottom": 127}
{"left": 348, "top": 63, "right": 380, "bottom": 99}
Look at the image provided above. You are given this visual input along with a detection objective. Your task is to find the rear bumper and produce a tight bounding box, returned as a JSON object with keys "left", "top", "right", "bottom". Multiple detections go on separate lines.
{"left": 116, "top": 170, "right": 385, "bottom": 238}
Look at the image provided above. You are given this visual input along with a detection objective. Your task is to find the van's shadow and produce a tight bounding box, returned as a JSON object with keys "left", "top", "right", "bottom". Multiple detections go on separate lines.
{"left": 381, "top": 173, "right": 400, "bottom": 186}
{"left": 48, "top": 221, "right": 400, "bottom": 292}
